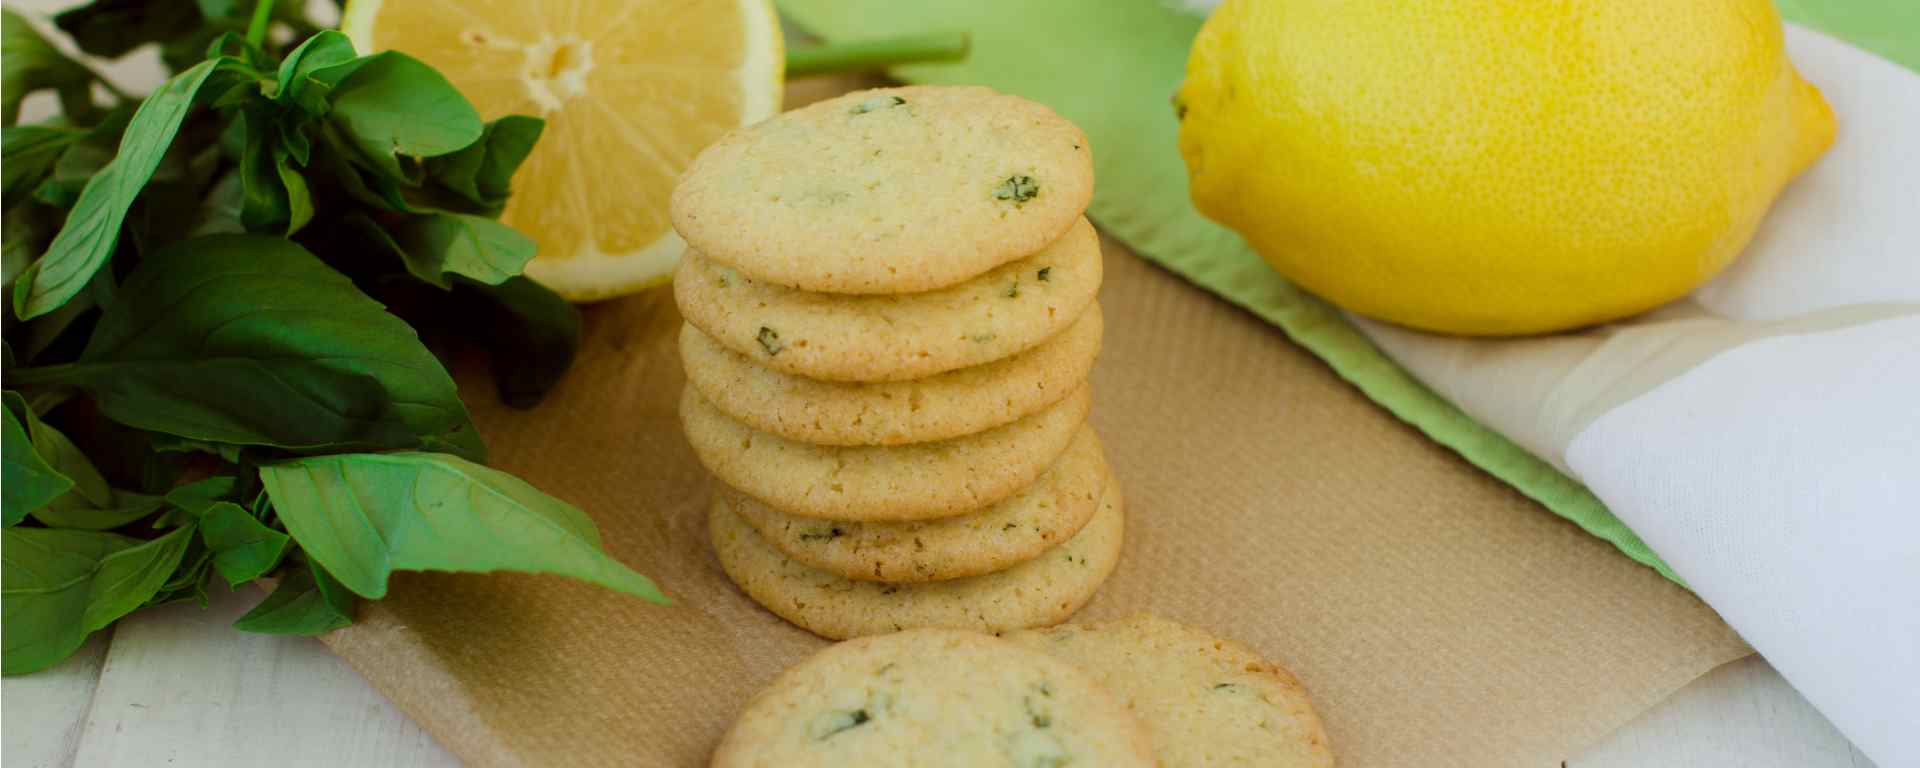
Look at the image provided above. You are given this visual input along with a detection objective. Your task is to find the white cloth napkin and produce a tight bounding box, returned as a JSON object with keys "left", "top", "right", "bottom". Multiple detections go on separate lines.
{"left": 1360, "top": 27, "right": 1920, "bottom": 767}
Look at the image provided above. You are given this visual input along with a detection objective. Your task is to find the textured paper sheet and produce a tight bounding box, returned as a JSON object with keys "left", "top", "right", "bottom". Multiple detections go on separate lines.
{"left": 318, "top": 82, "right": 1750, "bottom": 768}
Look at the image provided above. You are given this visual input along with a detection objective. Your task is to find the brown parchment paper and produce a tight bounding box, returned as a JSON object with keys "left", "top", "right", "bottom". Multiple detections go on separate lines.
{"left": 319, "top": 82, "right": 1752, "bottom": 768}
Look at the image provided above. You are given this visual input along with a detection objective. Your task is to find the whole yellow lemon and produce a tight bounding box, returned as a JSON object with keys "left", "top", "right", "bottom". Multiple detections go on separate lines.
{"left": 1175, "top": 0, "right": 1836, "bottom": 335}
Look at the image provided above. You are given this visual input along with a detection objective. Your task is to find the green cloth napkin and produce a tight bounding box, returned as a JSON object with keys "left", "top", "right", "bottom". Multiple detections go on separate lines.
{"left": 778, "top": 0, "right": 1918, "bottom": 585}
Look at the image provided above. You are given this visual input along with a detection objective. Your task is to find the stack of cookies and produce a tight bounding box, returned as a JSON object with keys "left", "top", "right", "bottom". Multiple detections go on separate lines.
{"left": 669, "top": 85, "right": 1119, "bottom": 640}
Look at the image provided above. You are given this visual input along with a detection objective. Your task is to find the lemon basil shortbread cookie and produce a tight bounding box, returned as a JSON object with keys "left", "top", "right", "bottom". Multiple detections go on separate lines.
{"left": 1006, "top": 615, "right": 1336, "bottom": 768}
{"left": 682, "top": 385, "right": 1090, "bottom": 521}
{"left": 672, "top": 85, "right": 1095, "bottom": 295}
{"left": 710, "top": 482, "right": 1125, "bottom": 640}
{"left": 727, "top": 428, "right": 1109, "bottom": 582}
{"left": 674, "top": 217, "right": 1100, "bottom": 382}
{"left": 680, "top": 305, "right": 1102, "bottom": 446}
{"left": 711, "top": 629, "right": 1154, "bottom": 768}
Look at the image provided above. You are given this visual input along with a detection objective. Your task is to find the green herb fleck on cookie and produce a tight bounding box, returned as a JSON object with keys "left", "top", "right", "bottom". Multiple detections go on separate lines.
{"left": 993, "top": 175, "right": 1040, "bottom": 205}
{"left": 1024, "top": 697, "right": 1053, "bottom": 728}
{"left": 1009, "top": 729, "right": 1072, "bottom": 768}
{"left": 808, "top": 709, "right": 871, "bottom": 740}
{"left": 850, "top": 95, "right": 907, "bottom": 115}
{"left": 970, "top": 332, "right": 997, "bottom": 343}
{"left": 757, "top": 327, "right": 784, "bottom": 356}
{"left": 1213, "top": 683, "right": 1241, "bottom": 692}
{"left": 798, "top": 526, "right": 844, "bottom": 542}
{"left": 1036, "top": 267, "right": 1052, "bottom": 282}
{"left": 1006, "top": 280, "right": 1021, "bottom": 299}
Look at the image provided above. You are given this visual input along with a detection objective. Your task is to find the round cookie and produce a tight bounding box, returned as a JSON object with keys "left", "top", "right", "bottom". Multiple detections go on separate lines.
{"left": 728, "top": 427, "right": 1109, "bottom": 582}
{"left": 681, "top": 384, "right": 1091, "bottom": 521}
{"left": 672, "top": 85, "right": 1095, "bottom": 295}
{"left": 674, "top": 217, "right": 1101, "bottom": 382}
{"left": 680, "top": 304, "right": 1102, "bottom": 446}
{"left": 712, "top": 629, "right": 1155, "bottom": 768}
{"left": 1004, "top": 615, "right": 1336, "bottom": 768}
{"left": 710, "top": 480, "right": 1126, "bottom": 640}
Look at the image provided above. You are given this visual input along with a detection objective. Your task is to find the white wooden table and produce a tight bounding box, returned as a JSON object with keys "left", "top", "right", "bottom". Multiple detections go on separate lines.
{"left": 0, "top": 2, "right": 1882, "bottom": 765}
{"left": 0, "top": 586, "right": 1878, "bottom": 767}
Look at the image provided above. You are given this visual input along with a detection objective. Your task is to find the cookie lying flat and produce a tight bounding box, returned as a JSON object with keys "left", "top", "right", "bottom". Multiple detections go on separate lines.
{"left": 711, "top": 629, "right": 1154, "bottom": 768}
{"left": 674, "top": 217, "right": 1101, "bottom": 383}
{"left": 679, "top": 304, "right": 1101, "bottom": 446}
{"left": 711, "top": 480, "right": 1125, "bottom": 640}
{"left": 682, "top": 384, "right": 1090, "bottom": 521}
{"left": 1005, "top": 615, "right": 1335, "bottom": 768}
{"left": 728, "top": 427, "right": 1109, "bottom": 582}
{"left": 672, "top": 85, "right": 1095, "bottom": 295}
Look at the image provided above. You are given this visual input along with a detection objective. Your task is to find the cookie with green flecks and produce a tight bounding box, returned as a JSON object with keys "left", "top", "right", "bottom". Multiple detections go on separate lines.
{"left": 681, "top": 384, "right": 1090, "bottom": 522}
{"left": 727, "top": 426, "right": 1109, "bottom": 582}
{"left": 710, "top": 479, "right": 1125, "bottom": 640}
{"left": 1004, "top": 615, "right": 1336, "bottom": 767}
{"left": 679, "top": 303, "right": 1102, "bottom": 447}
{"left": 672, "top": 85, "right": 1095, "bottom": 295}
{"left": 674, "top": 217, "right": 1101, "bottom": 383}
{"left": 711, "top": 628, "right": 1154, "bottom": 768}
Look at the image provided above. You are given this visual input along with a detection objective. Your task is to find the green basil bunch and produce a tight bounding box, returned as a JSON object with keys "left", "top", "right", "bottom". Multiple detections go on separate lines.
{"left": 1, "top": 1, "right": 662, "bottom": 676}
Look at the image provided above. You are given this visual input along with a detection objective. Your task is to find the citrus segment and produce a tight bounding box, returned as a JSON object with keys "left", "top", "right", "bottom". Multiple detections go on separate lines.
{"left": 342, "top": 0, "right": 782, "bottom": 301}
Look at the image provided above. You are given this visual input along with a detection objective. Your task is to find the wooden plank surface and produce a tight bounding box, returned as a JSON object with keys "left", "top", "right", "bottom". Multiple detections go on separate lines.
{"left": 1, "top": 586, "right": 1875, "bottom": 767}
{"left": 63, "top": 588, "right": 456, "bottom": 768}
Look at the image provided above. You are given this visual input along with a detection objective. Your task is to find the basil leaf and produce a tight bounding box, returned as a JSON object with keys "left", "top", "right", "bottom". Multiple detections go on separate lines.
{"left": 423, "top": 115, "right": 543, "bottom": 214}
{"left": 144, "top": 539, "right": 213, "bottom": 607}
{"left": 9, "top": 396, "right": 171, "bottom": 532}
{"left": 315, "top": 120, "right": 413, "bottom": 212}
{"left": 4, "top": 391, "right": 104, "bottom": 502}
{"left": 200, "top": 501, "right": 289, "bottom": 586}
{"left": 39, "top": 416, "right": 187, "bottom": 496}
{"left": 390, "top": 213, "right": 535, "bottom": 289}
{"left": 151, "top": 435, "right": 244, "bottom": 464}
{"left": 152, "top": 475, "right": 238, "bottom": 528}
{"left": 1, "top": 524, "right": 195, "bottom": 675}
{"left": 1, "top": 206, "right": 55, "bottom": 287}
{"left": 187, "top": 170, "right": 246, "bottom": 236}
{"left": 51, "top": 0, "right": 201, "bottom": 60}
{"left": 317, "top": 51, "right": 482, "bottom": 175}
{"left": 259, "top": 452, "right": 667, "bottom": 603}
{"left": 35, "top": 490, "right": 167, "bottom": 531}
{"left": 64, "top": 235, "right": 481, "bottom": 457}
{"left": 2, "top": 123, "right": 83, "bottom": 207}
{"left": 1, "top": 10, "right": 96, "bottom": 127}
{"left": 465, "top": 277, "right": 581, "bottom": 409}
{"left": 277, "top": 146, "right": 312, "bottom": 233}
{"left": 31, "top": 140, "right": 113, "bottom": 209}
{"left": 274, "top": 30, "right": 357, "bottom": 115}
{"left": 236, "top": 109, "right": 289, "bottom": 232}
{"left": 2, "top": 400, "right": 70, "bottom": 525}
{"left": 168, "top": 476, "right": 241, "bottom": 515}
{"left": 13, "top": 58, "right": 231, "bottom": 319}
{"left": 232, "top": 557, "right": 354, "bottom": 636}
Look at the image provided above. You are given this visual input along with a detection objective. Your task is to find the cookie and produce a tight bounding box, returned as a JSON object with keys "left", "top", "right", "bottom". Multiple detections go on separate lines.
{"left": 1005, "top": 615, "right": 1336, "bottom": 768}
{"left": 672, "top": 85, "right": 1095, "bottom": 295}
{"left": 710, "top": 480, "right": 1126, "bottom": 640}
{"left": 711, "top": 629, "right": 1155, "bottom": 768}
{"left": 674, "top": 217, "right": 1101, "bottom": 383}
{"left": 727, "top": 427, "right": 1109, "bottom": 582}
{"left": 681, "top": 384, "right": 1091, "bottom": 521}
{"left": 679, "top": 303, "right": 1102, "bottom": 446}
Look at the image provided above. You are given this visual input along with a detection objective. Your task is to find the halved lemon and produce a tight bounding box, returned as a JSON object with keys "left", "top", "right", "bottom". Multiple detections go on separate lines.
{"left": 341, "top": 0, "right": 783, "bottom": 301}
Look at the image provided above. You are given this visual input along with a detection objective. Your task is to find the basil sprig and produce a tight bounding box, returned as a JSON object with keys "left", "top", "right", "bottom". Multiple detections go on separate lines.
{"left": 1, "top": 2, "right": 656, "bottom": 676}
